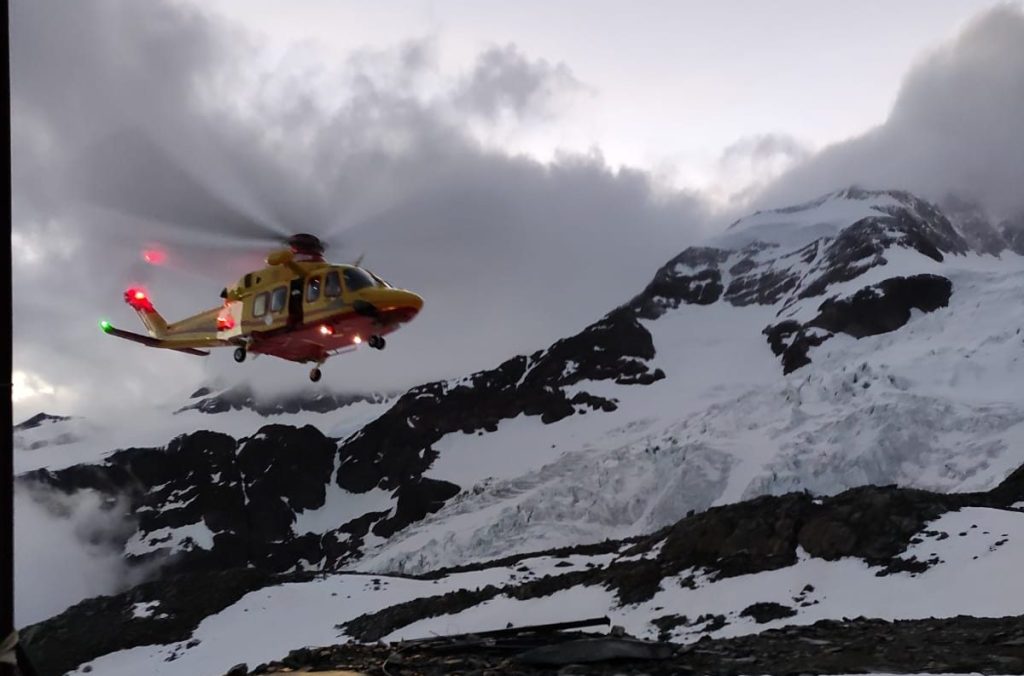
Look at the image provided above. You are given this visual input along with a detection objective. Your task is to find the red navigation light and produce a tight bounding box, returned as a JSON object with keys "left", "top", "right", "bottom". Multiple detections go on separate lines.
{"left": 124, "top": 287, "right": 155, "bottom": 312}
{"left": 142, "top": 249, "right": 166, "bottom": 266}
{"left": 319, "top": 325, "right": 334, "bottom": 335}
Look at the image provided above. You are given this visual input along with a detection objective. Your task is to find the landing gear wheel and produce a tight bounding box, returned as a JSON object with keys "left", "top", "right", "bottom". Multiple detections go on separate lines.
{"left": 309, "top": 367, "right": 322, "bottom": 383}
{"left": 233, "top": 347, "right": 247, "bottom": 363}
{"left": 369, "top": 335, "right": 386, "bottom": 350}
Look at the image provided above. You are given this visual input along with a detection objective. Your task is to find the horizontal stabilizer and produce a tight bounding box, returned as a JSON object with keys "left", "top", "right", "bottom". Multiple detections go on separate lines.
{"left": 100, "top": 322, "right": 210, "bottom": 356}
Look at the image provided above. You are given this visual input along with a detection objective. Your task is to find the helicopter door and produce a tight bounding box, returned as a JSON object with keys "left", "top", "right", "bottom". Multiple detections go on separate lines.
{"left": 288, "top": 278, "right": 304, "bottom": 327}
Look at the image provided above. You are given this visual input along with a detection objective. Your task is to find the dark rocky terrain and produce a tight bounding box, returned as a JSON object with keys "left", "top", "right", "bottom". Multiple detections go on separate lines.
{"left": 21, "top": 462, "right": 1023, "bottom": 675}
{"left": 337, "top": 463, "right": 1022, "bottom": 642}
{"left": 240, "top": 614, "right": 1024, "bottom": 675}
{"left": 13, "top": 412, "right": 72, "bottom": 431}
{"left": 763, "top": 274, "right": 953, "bottom": 373}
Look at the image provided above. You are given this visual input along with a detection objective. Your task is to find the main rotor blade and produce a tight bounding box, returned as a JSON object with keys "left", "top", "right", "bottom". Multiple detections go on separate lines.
{"left": 71, "top": 129, "right": 291, "bottom": 243}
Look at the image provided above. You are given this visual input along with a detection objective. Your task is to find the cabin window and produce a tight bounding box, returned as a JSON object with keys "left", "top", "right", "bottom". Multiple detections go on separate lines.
{"left": 270, "top": 286, "right": 288, "bottom": 313}
{"left": 253, "top": 292, "right": 268, "bottom": 317}
{"left": 325, "top": 271, "right": 342, "bottom": 297}
{"left": 244, "top": 273, "right": 252, "bottom": 288}
{"left": 343, "top": 267, "right": 376, "bottom": 292}
{"left": 306, "top": 276, "right": 321, "bottom": 303}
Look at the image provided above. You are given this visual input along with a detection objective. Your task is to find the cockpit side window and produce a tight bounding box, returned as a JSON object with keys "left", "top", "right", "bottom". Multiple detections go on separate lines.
{"left": 325, "top": 271, "right": 342, "bottom": 297}
{"left": 343, "top": 267, "right": 376, "bottom": 292}
{"left": 270, "top": 286, "right": 287, "bottom": 313}
{"left": 253, "top": 292, "right": 268, "bottom": 317}
{"left": 306, "top": 276, "right": 321, "bottom": 303}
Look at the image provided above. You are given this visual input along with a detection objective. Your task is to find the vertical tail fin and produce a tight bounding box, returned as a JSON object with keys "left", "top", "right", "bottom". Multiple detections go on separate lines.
{"left": 124, "top": 288, "right": 168, "bottom": 338}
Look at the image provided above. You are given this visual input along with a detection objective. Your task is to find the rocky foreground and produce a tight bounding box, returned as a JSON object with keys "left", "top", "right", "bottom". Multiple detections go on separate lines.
{"left": 24, "top": 462, "right": 1023, "bottom": 675}
{"left": 245, "top": 614, "right": 1024, "bottom": 675}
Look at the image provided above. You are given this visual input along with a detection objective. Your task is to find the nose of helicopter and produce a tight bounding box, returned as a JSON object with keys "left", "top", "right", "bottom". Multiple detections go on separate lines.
{"left": 359, "top": 287, "right": 424, "bottom": 319}
{"left": 402, "top": 290, "right": 424, "bottom": 313}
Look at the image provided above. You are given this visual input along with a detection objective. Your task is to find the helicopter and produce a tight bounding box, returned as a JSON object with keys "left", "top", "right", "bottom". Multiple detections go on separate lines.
{"left": 100, "top": 233, "right": 423, "bottom": 382}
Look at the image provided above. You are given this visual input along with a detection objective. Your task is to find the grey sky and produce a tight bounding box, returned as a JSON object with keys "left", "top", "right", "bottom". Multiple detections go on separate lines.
{"left": 205, "top": 0, "right": 994, "bottom": 192}
{"left": 758, "top": 5, "right": 1024, "bottom": 218}
{"left": 11, "top": 0, "right": 1019, "bottom": 420}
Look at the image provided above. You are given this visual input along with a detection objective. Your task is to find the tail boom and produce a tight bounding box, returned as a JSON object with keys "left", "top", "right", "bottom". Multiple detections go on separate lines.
{"left": 125, "top": 288, "right": 168, "bottom": 338}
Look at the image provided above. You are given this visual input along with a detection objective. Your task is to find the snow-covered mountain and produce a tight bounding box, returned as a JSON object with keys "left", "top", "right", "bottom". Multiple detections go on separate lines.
{"left": 17, "top": 187, "right": 1024, "bottom": 674}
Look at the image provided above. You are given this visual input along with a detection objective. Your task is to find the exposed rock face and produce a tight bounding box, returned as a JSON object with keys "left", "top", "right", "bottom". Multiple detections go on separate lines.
{"left": 336, "top": 306, "right": 664, "bottom": 502}
{"left": 628, "top": 189, "right": 967, "bottom": 373}
{"left": 739, "top": 601, "right": 797, "bottom": 624}
{"left": 22, "top": 427, "right": 349, "bottom": 574}
{"left": 763, "top": 275, "right": 953, "bottom": 373}
{"left": 13, "top": 412, "right": 72, "bottom": 431}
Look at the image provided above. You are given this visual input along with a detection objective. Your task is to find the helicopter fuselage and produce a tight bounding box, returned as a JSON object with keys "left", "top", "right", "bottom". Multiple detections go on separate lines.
{"left": 105, "top": 255, "right": 423, "bottom": 379}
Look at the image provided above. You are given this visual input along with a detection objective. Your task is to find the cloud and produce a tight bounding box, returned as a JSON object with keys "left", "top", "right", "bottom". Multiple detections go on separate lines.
{"left": 715, "top": 133, "right": 812, "bottom": 205}
{"left": 756, "top": 5, "right": 1024, "bottom": 217}
{"left": 12, "top": 0, "right": 712, "bottom": 416}
{"left": 15, "top": 487, "right": 146, "bottom": 626}
{"left": 720, "top": 133, "right": 810, "bottom": 167}
{"left": 452, "top": 44, "right": 584, "bottom": 121}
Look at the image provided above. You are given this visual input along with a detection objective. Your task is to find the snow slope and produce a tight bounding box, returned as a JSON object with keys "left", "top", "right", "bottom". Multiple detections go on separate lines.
{"left": 358, "top": 244, "right": 1024, "bottom": 574}
{"left": 67, "top": 503, "right": 1024, "bottom": 675}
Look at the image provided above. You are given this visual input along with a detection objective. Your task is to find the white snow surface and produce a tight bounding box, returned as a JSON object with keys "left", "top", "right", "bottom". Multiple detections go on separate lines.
{"left": 710, "top": 188, "right": 911, "bottom": 250}
{"left": 71, "top": 506, "right": 1024, "bottom": 675}
{"left": 358, "top": 251, "right": 1024, "bottom": 574}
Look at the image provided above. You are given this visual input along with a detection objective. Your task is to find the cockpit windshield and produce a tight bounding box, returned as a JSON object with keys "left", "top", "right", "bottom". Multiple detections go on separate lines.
{"left": 343, "top": 267, "right": 377, "bottom": 292}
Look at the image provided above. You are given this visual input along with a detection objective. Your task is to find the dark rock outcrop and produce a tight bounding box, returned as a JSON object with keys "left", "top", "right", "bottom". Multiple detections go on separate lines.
{"left": 764, "top": 274, "right": 953, "bottom": 373}
{"left": 21, "top": 426, "right": 349, "bottom": 575}
{"left": 739, "top": 602, "right": 797, "bottom": 624}
{"left": 333, "top": 305, "right": 665, "bottom": 499}
{"left": 13, "top": 412, "right": 71, "bottom": 431}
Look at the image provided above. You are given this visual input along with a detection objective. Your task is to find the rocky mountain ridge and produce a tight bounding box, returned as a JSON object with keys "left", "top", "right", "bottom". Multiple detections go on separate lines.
{"left": 15, "top": 187, "right": 1024, "bottom": 674}
{"left": 22, "top": 462, "right": 1024, "bottom": 675}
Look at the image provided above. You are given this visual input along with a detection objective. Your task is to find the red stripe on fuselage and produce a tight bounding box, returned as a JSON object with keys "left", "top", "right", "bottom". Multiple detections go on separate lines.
{"left": 247, "top": 305, "right": 418, "bottom": 363}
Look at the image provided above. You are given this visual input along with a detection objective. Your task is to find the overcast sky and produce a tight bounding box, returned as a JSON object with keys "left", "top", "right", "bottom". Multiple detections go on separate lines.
{"left": 11, "top": 0, "right": 1022, "bottom": 421}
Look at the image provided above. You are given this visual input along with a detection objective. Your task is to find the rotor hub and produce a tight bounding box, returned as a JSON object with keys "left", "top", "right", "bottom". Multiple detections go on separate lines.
{"left": 288, "top": 233, "right": 325, "bottom": 261}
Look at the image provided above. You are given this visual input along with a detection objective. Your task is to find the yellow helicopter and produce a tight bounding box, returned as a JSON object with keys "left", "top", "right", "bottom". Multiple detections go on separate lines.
{"left": 101, "top": 234, "right": 423, "bottom": 382}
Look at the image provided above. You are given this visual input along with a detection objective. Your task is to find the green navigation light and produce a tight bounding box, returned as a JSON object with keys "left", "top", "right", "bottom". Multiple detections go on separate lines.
{"left": 99, "top": 320, "right": 112, "bottom": 333}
